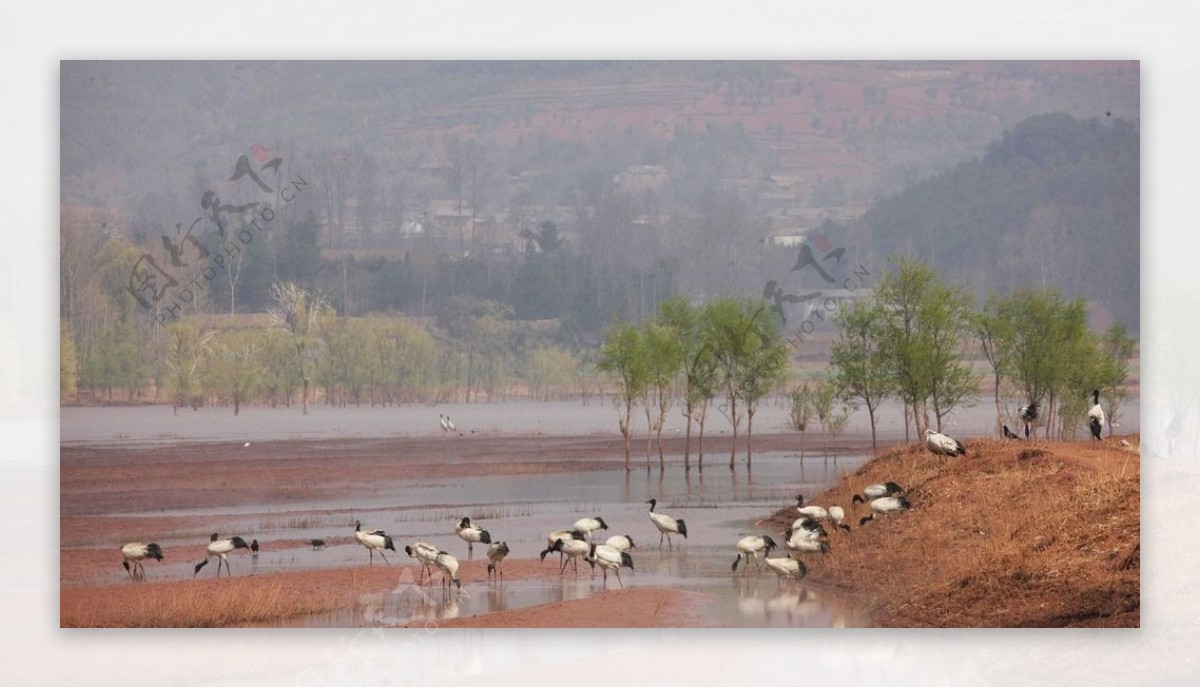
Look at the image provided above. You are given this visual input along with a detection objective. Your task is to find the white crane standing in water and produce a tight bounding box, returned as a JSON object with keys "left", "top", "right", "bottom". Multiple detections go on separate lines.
{"left": 646, "top": 499, "right": 688, "bottom": 549}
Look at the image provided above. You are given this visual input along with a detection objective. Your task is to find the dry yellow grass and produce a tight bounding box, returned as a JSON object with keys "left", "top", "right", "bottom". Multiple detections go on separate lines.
{"left": 61, "top": 567, "right": 404, "bottom": 628}
{"left": 764, "top": 436, "right": 1140, "bottom": 627}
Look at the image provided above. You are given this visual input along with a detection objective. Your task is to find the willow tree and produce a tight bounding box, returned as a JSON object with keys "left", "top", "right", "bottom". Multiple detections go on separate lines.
{"left": 268, "top": 282, "right": 332, "bottom": 415}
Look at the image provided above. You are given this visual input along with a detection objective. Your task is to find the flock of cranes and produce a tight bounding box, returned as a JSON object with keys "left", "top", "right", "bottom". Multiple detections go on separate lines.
{"left": 118, "top": 487, "right": 911, "bottom": 590}
{"left": 117, "top": 391, "right": 1112, "bottom": 588}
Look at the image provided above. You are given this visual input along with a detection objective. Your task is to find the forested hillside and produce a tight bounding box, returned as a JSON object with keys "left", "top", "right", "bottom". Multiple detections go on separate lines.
{"left": 848, "top": 113, "right": 1139, "bottom": 328}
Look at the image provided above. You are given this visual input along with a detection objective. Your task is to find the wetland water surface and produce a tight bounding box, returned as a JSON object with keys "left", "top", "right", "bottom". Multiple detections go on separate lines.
{"left": 62, "top": 404, "right": 906, "bottom": 626}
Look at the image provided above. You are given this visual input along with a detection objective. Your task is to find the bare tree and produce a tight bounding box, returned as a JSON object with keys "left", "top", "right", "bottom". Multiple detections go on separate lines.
{"left": 268, "top": 281, "right": 332, "bottom": 414}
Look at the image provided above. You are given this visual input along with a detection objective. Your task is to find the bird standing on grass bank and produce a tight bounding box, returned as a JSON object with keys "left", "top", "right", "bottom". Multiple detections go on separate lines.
{"left": 851, "top": 482, "right": 904, "bottom": 505}
{"left": 1019, "top": 402, "right": 1039, "bottom": 439}
{"left": 925, "top": 428, "right": 966, "bottom": 457}
{"left": 354, "top": 521, "right": 395, "bottom": 565}
{"left": 794, "top": 495, "right": 829, "bottom": 522}
{"left": 486, "top": 541, "right": 509, "bottom": 583}
{"left": 647, "top": 499, "right": 687, "bottom": 549}
{"left": 732, "top": 535, "right": 778, "bottom": 573}
{"left": 121, "top": 542, "right": 163, "bottom": 582}
{"left": 455, "top": 517, "right": 492, "bottom": 557}
{"left": 857, "top": 496, "right": 912, "bottom": 527}
{"left": 588, "top": 543, "right": 634, "bottom": 588}
{"left": 827, "top": 506, "right": 851, "bottom": 532}
{"left": 783, "top": 526, "right": 831, "bottom": 555}
{"left": 194, "top": 533, "right": 251, "bottom": 577}
{"left": 1089, "top": 389, "right": 1106, "bottom": 441}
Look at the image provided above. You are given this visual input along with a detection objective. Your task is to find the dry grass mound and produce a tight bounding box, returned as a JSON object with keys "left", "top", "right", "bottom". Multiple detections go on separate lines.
{"left": 762, "top": 436, "right": 1140, "bottom": 627}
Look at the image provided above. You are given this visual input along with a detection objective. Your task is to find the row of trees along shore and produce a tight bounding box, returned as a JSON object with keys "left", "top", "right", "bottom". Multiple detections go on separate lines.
{"left": 62, "top": 257, "right": 1135, "bottom": 463}
{"left": 597, "top": 257, "right": 1136, "bottom": 472}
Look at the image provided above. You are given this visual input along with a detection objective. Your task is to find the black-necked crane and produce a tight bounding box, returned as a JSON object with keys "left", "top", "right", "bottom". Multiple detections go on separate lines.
{"left": 486, "top": 541, "right": 509, "bottom": 583}
{"left": 795, "top": 494, "right": 829, "bottom": 522}
{"left": 588, "top": 543, "right": 634, "bottom": 588}
{"left": 354, "top": 520, "right": 396, "bottom": 565}
{"left": 827, "top": 506, "right": 850, "bottom": 533}
{"left": 541, "top": 529, "right": 585, "bottom": 566}
{"left": 857, "top": 496, "right": 912, "bottom": 527}
{"left": 1019, "top": 402, "right": 1039, "bottom": 439}
{"left": 732, "top": 535, "right": 777, "bottom": 574}
{"left": 851, "top": 482, "right": 904, "bottom": 505}
{"left": 763, "top": 552, "right": 808, "bottom": 582}
{"left": 405, "top": 541, "right": 440, "bottom": 583}
{"left": 790, "top": 516, "right": 828, "bottom": 538}
{"left": 783, "top": 526, "right": 831, "bottom": 556}
{"left": 1089, "top": 389, "right": 1106, "bottom": 441}
{"left": 543, "top": 538, "right": 590, "bottom": 575}
{"left": 646, "top": 499, "right": 687, "bottom": 549}
{"left": 121, "top": 542, "right": 163, "bottom": 582}
{"left": 194, "top": 533, "right": 251, "bottom": 577}
{"left": 1003, "top": 425, "right": 1021, "bottom": 440}
{"left": 924, "top": 428, "right": 966, "bottom": 457}
{"left": 434, "top": 551, "right": 461, "bottom": 590}
{"left": 603, "top": 534, "right": 636, "bottom": 552}
{"left": 455, "top": 517, "right": 492, "bottom": 557}
{"left": 572, "top": 516, "right": 608, "bottom": 542}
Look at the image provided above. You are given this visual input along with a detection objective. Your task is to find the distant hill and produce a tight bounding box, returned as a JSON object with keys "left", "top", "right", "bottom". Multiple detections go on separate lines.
{"left": 849, "top": 113, "right": 1139, "bottom": 329}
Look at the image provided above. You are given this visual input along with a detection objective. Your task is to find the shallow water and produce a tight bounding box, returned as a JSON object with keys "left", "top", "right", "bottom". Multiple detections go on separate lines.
{"left": 69, "top": 398, "right": 1129, "bottom": 626}
{"left": 100, "top": 450, "right": 870, "bottom": 627}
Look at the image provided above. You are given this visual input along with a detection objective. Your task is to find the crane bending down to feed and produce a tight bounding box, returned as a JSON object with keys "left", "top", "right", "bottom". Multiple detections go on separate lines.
{"left": 121, "top": 542, "right": 163, "bottom": 582}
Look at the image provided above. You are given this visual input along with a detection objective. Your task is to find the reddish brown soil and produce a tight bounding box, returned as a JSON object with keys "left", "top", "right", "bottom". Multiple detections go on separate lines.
{"left": 62, "top": 430, "right": 1139, "bottom": 627}
{"left": 758, "top": 436, "right": 1141, "bottom": 628}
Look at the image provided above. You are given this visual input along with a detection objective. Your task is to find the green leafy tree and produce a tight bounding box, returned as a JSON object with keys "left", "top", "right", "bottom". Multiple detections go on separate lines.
{"left": 705, "top": 297, "right": 782, "bottom": 470}
{"left": 597, "top": 323, "right": 649, "bottom": 471}
{"left": 738, "top": 314, "right": 789, "bottom": 468}
{"left": 211, "top": 329, "right": 263, "bottom": 415}
{"left": 60, "top": 319, "right": 79, "bottom": 399}
{"left": 830, "top": 299, "right": 892, "bottom": 454}
{"left": 658, "top": 295, "right": 717, "bottom": 471}
{"left": 158, "top": 320, "right": 214, "bottom": 414}
{"left": 789, "top": 382, "right": 816, "bottom": 460}
{"left": 975, "top": 294, "right": 1016, "bottom": 435}
{"left": 642, "top": 322, "right": 682, "bottom": 470}
{"left": 1097, "top": 322, "right": 1137, "bottom": 438}
{"left": 875, "top": 257, "right": 978, "bottom": 436}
